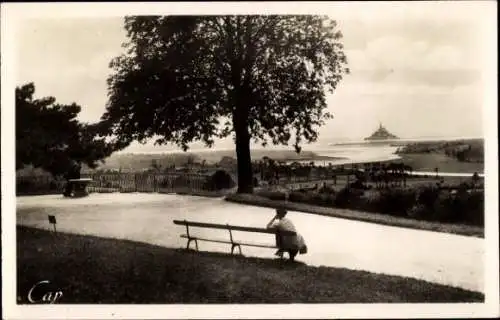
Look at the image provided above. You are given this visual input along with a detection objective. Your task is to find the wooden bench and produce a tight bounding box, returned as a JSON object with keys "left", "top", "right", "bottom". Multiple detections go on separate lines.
{"left": 173, "top": 219, "right": 296, "bottom": 255}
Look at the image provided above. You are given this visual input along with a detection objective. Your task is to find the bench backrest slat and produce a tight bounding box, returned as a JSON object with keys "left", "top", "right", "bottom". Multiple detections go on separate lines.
{"left": 173, "top": 220, "right": 296, "bottom": 236}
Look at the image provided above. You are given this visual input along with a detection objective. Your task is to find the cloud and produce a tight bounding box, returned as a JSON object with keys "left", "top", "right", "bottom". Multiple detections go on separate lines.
{"left": 333, "top": 71, "right": 481, "bottom": 96}
{"left": 16, "top": 18, "right": 126, "bottom": 123}
{"left": 347, "top": 35, "right": 479, "bottom": 72}
{"left": 343, "top": 33, "right": 482, "bottom": 89}
{"left": 14, "top": 15, "right": 486, "bottom": 146}
{"left": 319, "top": 74, "right": 483, "bottom": 140}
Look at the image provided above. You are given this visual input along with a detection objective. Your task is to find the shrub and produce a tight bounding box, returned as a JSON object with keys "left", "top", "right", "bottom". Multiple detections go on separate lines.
{"left": 408, "top": 185, "right": 484, "bottom": 226}
{"left": 374, "top": 188, "right": 417, "bottom": 216}
{"left": 417, "top": 185, "right": 441, "bottom": 210}
{"left": 17, "top": 179, "right": 34, "bottom": 193}
{"left": 436, "top": 189, "right": 484, "bottom": 226}
{"left": 288, "top": 191, "right": 309, "bottom": 203}
{"left": 318, "top": 185, "right": 335, "bottom": 194}
{"left": 309, "top": 192, "right": 330, "bottom": 206}
{"left": 253, "top": 177, "right": 259, "bottom": 187}
{"left": 287, "top": 190, "right": 335, "bottom": 207}
{"left": 334, "top": 187, "right": 364, "bottom": 208}
{"left": 407, "top": 204, "right": 427, "bottom": 219}
{"left": 205, "top": 170, "right": 235, "bottom": 190}
{"left": 255, "top": 181, "right": 484, "bottom": 227}
{"left": 464, "top": 191, "right": 484, "bottom": 226}
{"left": 348, "top": 180, "right": 369, "bottom": 190}
{"left": 16, "top": 176, "right": 65, "bottom": 195}
{"left": 49, "top": 180, "right": 59, "bottom": 190}
{"left": 257, "top": 190, "right": 287, "bottom": 201}
{"left": 173, "top": 175, "right": 189, "bottom": 188}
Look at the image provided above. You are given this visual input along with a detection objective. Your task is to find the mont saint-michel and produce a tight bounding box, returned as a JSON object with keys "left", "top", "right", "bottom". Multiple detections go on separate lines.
{"left": 364, "top": 123, "right": 399, "bottom": 141}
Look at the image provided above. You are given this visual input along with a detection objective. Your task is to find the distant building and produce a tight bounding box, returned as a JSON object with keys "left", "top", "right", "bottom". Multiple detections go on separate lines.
{"left": 364, "top": 123, "right": 399, "bottom": 141}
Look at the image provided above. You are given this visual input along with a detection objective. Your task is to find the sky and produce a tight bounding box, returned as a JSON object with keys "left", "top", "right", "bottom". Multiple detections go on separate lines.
{"left": 14, "top": 2, "right": 493, "bottom": 152}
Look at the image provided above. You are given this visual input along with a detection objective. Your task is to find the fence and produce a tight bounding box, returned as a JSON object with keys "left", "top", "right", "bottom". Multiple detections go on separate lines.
{"left": 86, "top": 172, "right": 215, "bottom": 193}
{"left": 15, "top": 167, "right": 359, "bottom": 196}
{"left": 16, "top": 172, "right": 213, "bottom": 196}
{"left": 17, "top": 167, "right": 473, "bottom": 197}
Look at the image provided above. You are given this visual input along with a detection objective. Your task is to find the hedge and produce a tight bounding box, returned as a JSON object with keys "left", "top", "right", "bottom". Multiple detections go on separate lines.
{"left": 257, "top": 185, "right": 483, "bottom": 227}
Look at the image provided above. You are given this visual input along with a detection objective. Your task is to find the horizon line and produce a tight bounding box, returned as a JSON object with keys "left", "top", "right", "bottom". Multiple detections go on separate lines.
{"left": 116, "top": 135, "right": 484, "bottom": 155}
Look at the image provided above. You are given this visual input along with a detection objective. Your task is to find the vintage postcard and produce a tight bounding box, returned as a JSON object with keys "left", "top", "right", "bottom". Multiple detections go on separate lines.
{"left": 2, "top": 1, "right": 499, "bottom": 319}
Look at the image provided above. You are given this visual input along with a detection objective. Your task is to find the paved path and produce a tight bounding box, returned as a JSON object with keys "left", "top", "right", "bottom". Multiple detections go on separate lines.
{"left": 17, "top": 193, "right": 484, "bottom": 293}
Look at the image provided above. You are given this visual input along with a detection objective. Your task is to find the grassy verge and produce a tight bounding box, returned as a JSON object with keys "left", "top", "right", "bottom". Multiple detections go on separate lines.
{"left": 166, "top": 188, "right": 234, "bottom": 198}
{"left": 225, "top": 193, "right": 484, "bottom": 238}
{"left": 17, "top": 226, "right": 483, "bottom": 304}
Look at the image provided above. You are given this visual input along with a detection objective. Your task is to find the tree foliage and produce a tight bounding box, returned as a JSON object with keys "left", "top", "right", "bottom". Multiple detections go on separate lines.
{"left": 16, "top": 83, "right": 114, "bottom": 177}
{"left": 101, "top": 15, "right": 349, "bottom": 192}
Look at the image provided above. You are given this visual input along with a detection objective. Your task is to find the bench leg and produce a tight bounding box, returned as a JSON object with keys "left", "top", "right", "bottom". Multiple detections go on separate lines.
{"left": 231, "top": 244, "right": 242, "bottom": 255}
{"left": 187, "top": 238, "right": 199, "bottom": 251}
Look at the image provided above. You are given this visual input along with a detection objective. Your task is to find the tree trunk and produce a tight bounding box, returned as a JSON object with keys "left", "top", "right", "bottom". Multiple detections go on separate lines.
{"left": 234, "top": 125, "right": 253, "bottom": 194}
{"left": 233, "top": 109, "right": 253, "bottom": 194}
{"left": 230, "top": 27, "right": 254, "bottom": 194}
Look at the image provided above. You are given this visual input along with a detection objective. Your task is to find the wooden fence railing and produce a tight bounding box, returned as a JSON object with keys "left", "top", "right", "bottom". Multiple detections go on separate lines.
{"left": 16, "top": 172, "right": 212, "bottom": 196}
{"left": 16, "top": 169, "right": 356, "bottom": 196}
{"left": 82, "top": 172, "right": 212, "bottom": 193}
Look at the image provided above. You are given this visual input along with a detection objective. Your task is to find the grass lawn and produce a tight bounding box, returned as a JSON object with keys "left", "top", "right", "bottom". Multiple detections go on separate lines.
{"left": 17, "top": 226, "right": 483, "bottom": 304}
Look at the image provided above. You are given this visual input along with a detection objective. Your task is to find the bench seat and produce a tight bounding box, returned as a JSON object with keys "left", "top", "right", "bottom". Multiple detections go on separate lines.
{"left": 180, "top": 234, "right": 233, "bottom": 245}
{"left": 180, "top": 234, "right": 277, "bottom": 249}
{"left": 174, "top": 219, "right": 287, "bottom": 255}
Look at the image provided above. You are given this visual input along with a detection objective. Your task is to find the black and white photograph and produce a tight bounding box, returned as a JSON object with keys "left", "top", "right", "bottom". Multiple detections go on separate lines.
{"left": 2, "top": 1, "right": 499, "bottom": 319}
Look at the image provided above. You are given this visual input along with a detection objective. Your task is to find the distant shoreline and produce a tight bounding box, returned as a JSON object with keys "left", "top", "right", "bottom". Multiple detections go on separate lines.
{"left": 86, "top": 137, "right": 484, "bottom": 173}
{"left": 118, "top": 137, "right": 484, "bottom": 154}
{"left": 275, "top": 155, "right": 349, "bottom": 162}
{"left": 113, "top": 149, "right": 348, "bottom": 162}
{"left": 330, "top": 137, "right": 484, "bottom": 147}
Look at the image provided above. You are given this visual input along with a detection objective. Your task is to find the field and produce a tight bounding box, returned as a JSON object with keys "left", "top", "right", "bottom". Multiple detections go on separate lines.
{"left": 394, "top": 153, "right": 484, "bottom": 174}
{"left": 17, "top": 226, "right": 483, "bottom": 304}
{"left": 393, "top": 138, "right": 484, "bottom": 173}
{"left": 92, "top": 149, "right": 344, "bottom": 172}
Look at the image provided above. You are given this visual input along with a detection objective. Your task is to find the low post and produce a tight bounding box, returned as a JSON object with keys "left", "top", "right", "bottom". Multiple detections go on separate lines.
{"left": 48, "top": 215, "right": 57, "bottom": 233}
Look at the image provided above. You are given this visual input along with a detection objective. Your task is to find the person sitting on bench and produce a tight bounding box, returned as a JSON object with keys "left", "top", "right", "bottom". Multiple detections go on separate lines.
{"left": 266, "top": 208, "right": 307, "bottom": 261}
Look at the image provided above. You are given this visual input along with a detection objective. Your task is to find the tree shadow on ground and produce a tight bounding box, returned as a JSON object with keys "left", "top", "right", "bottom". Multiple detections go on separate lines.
{"left": 176, "top": 248, "right": 307, "bottom": 268}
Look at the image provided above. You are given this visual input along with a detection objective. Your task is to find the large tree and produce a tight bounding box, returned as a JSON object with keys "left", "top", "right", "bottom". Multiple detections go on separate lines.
{"left": 102, "top": 15, "right": 349, "bottom": 193}
{"left": 16, "top": 83, "right": 114, "bottom": 177}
